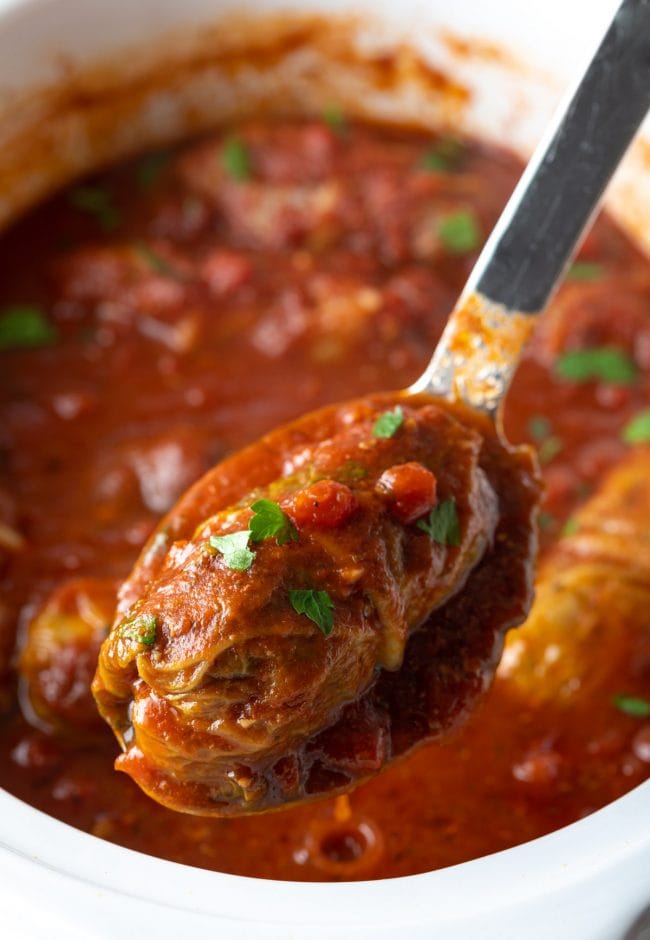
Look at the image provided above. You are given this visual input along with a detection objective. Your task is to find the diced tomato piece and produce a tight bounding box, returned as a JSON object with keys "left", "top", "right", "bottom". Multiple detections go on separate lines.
{"left": 285, "top": 480, "right": 357, "bottom": 529}
{"left": 375, "top": 462, "right": 437, "bottom": 524}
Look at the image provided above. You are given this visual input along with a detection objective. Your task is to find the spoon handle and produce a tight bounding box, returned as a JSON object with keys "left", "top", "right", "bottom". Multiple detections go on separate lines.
{"left": 413, "top": 0, "right": 650, "bottom": 415}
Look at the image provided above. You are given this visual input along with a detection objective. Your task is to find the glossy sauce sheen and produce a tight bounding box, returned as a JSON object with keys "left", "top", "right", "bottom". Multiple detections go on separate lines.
{"left": 0, "top": 120, "right": 648, "bottom": 880}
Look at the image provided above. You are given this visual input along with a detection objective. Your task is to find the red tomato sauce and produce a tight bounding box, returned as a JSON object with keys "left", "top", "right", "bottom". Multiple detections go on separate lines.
{"left": 0, "top": 119, "right": 648, "bottom": 880}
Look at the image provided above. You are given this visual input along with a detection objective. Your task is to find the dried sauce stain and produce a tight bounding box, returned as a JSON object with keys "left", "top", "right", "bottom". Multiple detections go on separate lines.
{"left": 424, "top": 291, "right": 537, "bottom": 415}
{"left": 0, "top": 12, "right": 470, "bottom": 232}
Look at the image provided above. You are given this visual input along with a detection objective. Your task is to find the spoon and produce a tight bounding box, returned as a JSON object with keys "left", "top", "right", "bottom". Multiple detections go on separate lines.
{"left": 414, "top": 0, "right": 650, "bottom": 418}
{"left": 93, "top": 0, "right": 650, "bottom": 816}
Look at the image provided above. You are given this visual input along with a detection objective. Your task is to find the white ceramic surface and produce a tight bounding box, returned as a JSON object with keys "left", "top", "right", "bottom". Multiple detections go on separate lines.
{"left": 0, "top": 1, "right": 648, "bottom": 937}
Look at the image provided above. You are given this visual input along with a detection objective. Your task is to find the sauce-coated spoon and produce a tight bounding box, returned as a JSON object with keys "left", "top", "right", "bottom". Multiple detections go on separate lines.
{"left": 414, "top": 0, "right": 650, "bottom": 418}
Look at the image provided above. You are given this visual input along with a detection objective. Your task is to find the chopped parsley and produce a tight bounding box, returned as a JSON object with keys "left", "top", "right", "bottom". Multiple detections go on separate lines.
{"left": 527, "top": 415, "right": 562, "bottom": 464}
{"left": 538, "top": 436, "right": 563, "bottom": 465}
{"left": 221, "top": 135, "right": 252, "bottom": 181}
{"left": 612, "top": 694, "right": 650, "bottom": 718}
{"left": 372, "top": 406, "right": 404, "bottom": 439}
{"left": 555, "top": 347, "right": 637, "bottom": 385}
{"left": 289, "top": 589, "right": 335, "bottom": 637}
{"left": 419, "top": 136, "right": 464, "bottom": 173}
{"left": 622, "top": 409, "right": 650, "bottom": 444}
{"left": 528, "top": 415, "right": 552, "bottom": 441}
{"left": 249, "top": 499, "right": 298, "bottom": 545}
{"left": 537, "top": 511, "right": 556, "bottom": 531}
{"left": 134, "top": 241, "right": 183, "bottom": 278}
{"left": 69, "top": 185, "right": 121, "bottom": 231}
{"left": 120, "top": 614, "right": 157, "bottom": 646}
{"left": 338, "top": 460, "right": 369, "bottom": 483}
{"left": 136, "top": 150, "right": 172, "bottom": 190}
{"left": 417, "top": 498, "right": 461, "bottom": 546}
{"left": 561, "top": 517, "right": 580, "bottom": 537}
{"left": 0, "top": 305, "right": 58, "bottom": 350}
{"left": 322, "top": 105, "right": 347, "bottom": 135}
{"left": 567, "top": 261, "right": 603, "bottom": 281}
{"left": 209, "top": 530, "right": 255, "bottom": 571}
{"left": 438, "top": 209, "right": 480, "bottom": 254}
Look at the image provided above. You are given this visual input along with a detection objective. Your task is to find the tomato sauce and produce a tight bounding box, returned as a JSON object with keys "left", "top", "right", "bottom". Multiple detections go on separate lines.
{"left": 0, "top": 119, "right": 648, "bottom": 880}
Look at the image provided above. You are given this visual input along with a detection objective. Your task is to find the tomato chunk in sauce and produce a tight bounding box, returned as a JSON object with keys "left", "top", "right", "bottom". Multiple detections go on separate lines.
{"left": 0, "top": 119, "right": 648, "bottom": 880}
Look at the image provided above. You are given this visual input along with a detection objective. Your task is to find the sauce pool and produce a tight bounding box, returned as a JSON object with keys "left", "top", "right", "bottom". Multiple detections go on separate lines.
{"left": 0, "top": 118, "right": 648, "bottom": 880}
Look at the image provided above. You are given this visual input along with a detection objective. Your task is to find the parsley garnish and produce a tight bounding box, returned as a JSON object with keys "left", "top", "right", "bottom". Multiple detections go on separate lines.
{"left": 438, "top": 210, "right": 480, "bottom": 254}
{"left": 0, "top": 305, "right": 58, "bottom": 350}
{"left": 555, "top": 347, "right": 637, "bottom": 385}
{"left": 417, "top": 498, "right": 461, "bottom": 545}
{"left": 134, "top": 241, "right": 182, "bottom": 278}
{"left": 120, "top": 613, "right": 157, "bottom": 646}
{"left": 419, "top": 136, "right": 464, "bottom": 173}
{"left": 322, "top": 105, "right": 347, "bottom": 135}
{"left": 537, "top": 511, "right": 556, "bottom": 531}
{"left": 622, "top": 409, "right": 650, "bottom": 444}
{"left": 538, "top": 436, "right": 563, "bottom": 465}
{"left": 612, "top": 694, "right": 650, "bottom": 718}
{"left": 289, "top": 589, "right": 335, "bottom": 636}
{"left": 136, "top": 150, "right": 172, "bottom": 190}
{"left": 528, "top": 415, "right": 551, "bottom": 441}
{"left": 221, "top": 135, "right": 252, "bottom": 181}
{"left": 561, "top": 517, "right": 580, "bottom": 537}
{"left": 249, "top": 499, "right": 297, "bottom": 545}
{"left": 372, "top": 406, "right": 404, "bottom": 439}
{"left": 69, "top": 186, "right": 121, "bottom": 231}
{"left": 527, "top": 415, "right": 562, "bottom": 464}
{"left": 567, "top": 261, "right": 603, "bottom": 281}
{"left": 209, "top": 530, "right": 255, "bottom": 571}
{"left": 338, "top": 460, "right": 369, "bottom": 483}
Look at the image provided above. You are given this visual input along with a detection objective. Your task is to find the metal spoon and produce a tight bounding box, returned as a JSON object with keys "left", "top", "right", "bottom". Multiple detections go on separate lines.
{"left": 412, "top": 0, "right": 650, "bottom": 420}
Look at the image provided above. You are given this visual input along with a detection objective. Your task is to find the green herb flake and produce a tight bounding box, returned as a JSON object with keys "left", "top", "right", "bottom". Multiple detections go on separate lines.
{"left": 133, "top": 241, "right": 182, "bottom": 279}
{"left": 249, "top": 499, "right": 298, "bottom": 545}
{"left": 417, "top": 498, "right": 461, "bottom": 546}
{"left": 221, "top": 135, "right": 252, "bottom": 182}
{"left": 554, "top": 347, "right": 637, "bottom": 386}
{"left": 538, "top": 436, "right": 563, "bottom": 465}
{"left": 136, "top": 150, "right": 172, "bottom": 190}
{"left": 537, "top": 511, "right": 556, "bottom": 531}
{"left": 438, "top": 209, "right": 481, "bottom": 255}
{"left": 0, "top": 305, "right": 58, "bottom": 351}
{"left": 120, "top": 613, "right": 157, "bottom": 646}
{"left": 561, "top": 517, "right": 580, "bottom": 537}
{"left": 622, "top": 409, "right": 650, "bottom": 445}
{"left": 372, "top": 406, "right": 404, "bottom": 439}
{"left": 419, "top": 136, "right": 464, "bottom": 173}
{"left": 567, "top": 261, "right": 603, "bottom": 282}
{"left": 322, "top": 105, "right": 347, "bottom": 135}
{"left": 338, "top": 460, "right": 369, "bottom": 484}
{"left": 209, "top": 530, "right": 256, "bottom": 571}
{"left": 69, "top": 186, "right": 121, "bottom": 232}
{"left": 528, "top": 415, "right": 552, "bottom": 441}
{"left": 419, "top": 150, "right": 448, "bottom": 172}
{"left": 526, "top": 415, "right": 562, "bottom": 464}
{"left": 289, "top": 589, "right": 335, "bottom": 637}
{"left": 612, "top": 694, "right": 650, "bottom": 718}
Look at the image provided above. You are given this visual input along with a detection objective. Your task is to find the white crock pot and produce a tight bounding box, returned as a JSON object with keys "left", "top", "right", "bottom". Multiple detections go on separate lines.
{"left": 0, "top": 1, "right": 648, "bottom": 937}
